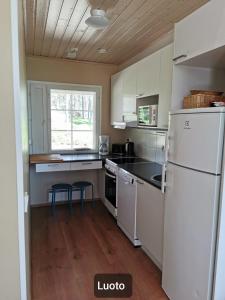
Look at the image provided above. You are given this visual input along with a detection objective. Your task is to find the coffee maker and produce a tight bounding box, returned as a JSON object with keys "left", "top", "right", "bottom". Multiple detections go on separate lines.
{"left": 99, "top": 135, "right": 109, "bottom": 155}
{"left": 125, "top": 138, "right": 135, "bottom": 156}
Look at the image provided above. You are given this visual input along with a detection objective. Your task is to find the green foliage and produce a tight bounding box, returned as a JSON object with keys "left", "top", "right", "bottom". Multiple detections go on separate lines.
{"left": 73, "top": 117, "right": 92, "bottom": 125}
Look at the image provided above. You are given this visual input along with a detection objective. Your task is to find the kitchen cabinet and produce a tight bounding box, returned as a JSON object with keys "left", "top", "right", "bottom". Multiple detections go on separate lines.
{"left": 158, "top": 44, "right": 173, "bottom": 128}
{"left": 111, "top": 71, "right": 123, "bottom": 126}
{"left": 111, "top": 66, "right": 137, "bottom": 127}
{"left": 122, "top": 64, "right": 137, "bottom": 116}
{"left": 137, "top": 50, "right": 160, "bottom": 97}
{"left": 70, "top": 160, "right": 102, "bottom": 171}
{"left": 136, "top": 179, "right": 164, "bottom": 269}
{"left": 36, "top": 160, "right": 102, "bottom": 172}
{"left": 28, "top": 82, "right": 48, "bottom": 154}
{"left": 111, "top": 44, "right": 173, "bottom": 128}
{"left": 36, "top": 162, "right": 71, "bottom": 173}
{"left": 173, "top": 0, "right": 225, "bottom": 64}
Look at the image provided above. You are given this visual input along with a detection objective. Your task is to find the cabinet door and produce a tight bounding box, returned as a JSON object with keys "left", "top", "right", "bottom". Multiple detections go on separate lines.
{"left": 29, "top": 82, "right": 48, "bottom": 154}
{"left": 136, "top": 179, "right": 164, "bottom": 268}
{"left": 111, "top": 72, "right": 123, "bottom": 125}
{"left": 158, "top": 44, "right": 173, "bottom": 128}
{"left": 137, "top": 50, "right": 160, "bottom": 97}
{"left": 174, "top": 0, "right": 225, "bottom": 64}
{"left": 122, "top": 64, "right": 137, "bottom": 115}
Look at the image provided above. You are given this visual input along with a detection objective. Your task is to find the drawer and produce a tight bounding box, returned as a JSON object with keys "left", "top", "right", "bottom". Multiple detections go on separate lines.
{"left": 70, "top": 160, "right": 102, "bottom": 171}
{"left": 36, "top": 162, "right": 70, "bottom": 173}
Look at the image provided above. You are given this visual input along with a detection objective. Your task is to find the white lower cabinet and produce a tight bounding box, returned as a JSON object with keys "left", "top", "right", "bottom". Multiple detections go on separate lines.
{"left": 36, "top": 162, "right": 70, "bottom": 172}
{"left": 70, "top": 160, "right": 102, "bottom": 171}
{"left": 36, "top": 160, "right": 102, "bottom": 172}
{"left": 136, "top": 179, "right": 164, "bottom": 269}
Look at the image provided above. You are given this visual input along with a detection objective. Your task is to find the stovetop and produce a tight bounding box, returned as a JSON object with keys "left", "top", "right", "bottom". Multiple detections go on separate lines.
{"left": 106, "top": 157, "right": 148, "bottom": 165}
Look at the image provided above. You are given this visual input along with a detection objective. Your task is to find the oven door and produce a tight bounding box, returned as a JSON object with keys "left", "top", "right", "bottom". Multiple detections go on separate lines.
{"left": 105, "top": 168, "right": 117, "bottom": 208}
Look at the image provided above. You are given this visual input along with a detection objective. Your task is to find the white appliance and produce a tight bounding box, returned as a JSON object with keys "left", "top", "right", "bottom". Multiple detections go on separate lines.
{"left": 104, "top": 163, "right": 117, "bottom": 218}
{"left": 138, "top": 104, "right": 158, "bottom": 126}
{"left": 117, "top": 168, "right": 140, "bottom": 246}
{"left": 162, "top": 107, "right": 225, "bottom": 300}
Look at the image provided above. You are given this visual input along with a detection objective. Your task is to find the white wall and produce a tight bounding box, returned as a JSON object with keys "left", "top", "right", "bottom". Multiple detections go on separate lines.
{"left": 26, "top": 56, "right": 126, "bottom": 145}
{"left": 126, "top": 129, "right": 166, "bottom": 164}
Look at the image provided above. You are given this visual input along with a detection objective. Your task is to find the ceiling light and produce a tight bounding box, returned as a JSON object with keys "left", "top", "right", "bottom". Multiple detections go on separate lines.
{"left": 96, "top": 48, "right": 111, "bottom": 54}
{"left": 85, "top": 9, "right": 109, "bottom": 29}
{"left": 66, "top": 48, "right": 78, "bottom": 59}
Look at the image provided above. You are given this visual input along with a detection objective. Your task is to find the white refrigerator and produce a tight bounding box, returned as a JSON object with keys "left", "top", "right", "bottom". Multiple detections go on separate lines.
{"left": 162, "top": 107, "right": 225, "bottom": 300}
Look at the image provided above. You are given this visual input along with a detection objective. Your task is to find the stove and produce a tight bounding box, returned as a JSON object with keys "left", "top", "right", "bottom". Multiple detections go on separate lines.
{"left": 106, "top": 157, "right": 148, "bottom": 166}
{"left": 104, "top": 156, "right": 148, "bottom": 218}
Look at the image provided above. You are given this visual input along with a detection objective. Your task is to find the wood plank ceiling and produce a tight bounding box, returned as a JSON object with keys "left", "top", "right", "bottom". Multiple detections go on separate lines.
{"left": 23, "top": 0, "right": 208, "bottom": 65}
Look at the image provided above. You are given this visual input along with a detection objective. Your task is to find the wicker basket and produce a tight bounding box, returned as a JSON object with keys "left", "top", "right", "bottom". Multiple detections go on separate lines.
{"left": 183, "top": 94, "right": 225, "bottom": 109}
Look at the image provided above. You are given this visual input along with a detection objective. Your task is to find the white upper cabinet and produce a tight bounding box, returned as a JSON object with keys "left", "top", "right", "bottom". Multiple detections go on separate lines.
{"left": 111, "top": 71, "right": 123, "bottom": 125}
{"left": 137, "top": 50, "right": 160, "bottom": 97}
{"left": 158, "top": 44, "right": 173, "bottom": 128}
{"left": 111, "top": 44, "right": 173, "bottom": 128}
{"left": 111, "top": 66, "right": 137, "bottom": 127}
{"left": 122, "top": 64, "right": 137, "bottom": 115}
{"left": 174, "top": 0, "right": 225, "bottom": 64}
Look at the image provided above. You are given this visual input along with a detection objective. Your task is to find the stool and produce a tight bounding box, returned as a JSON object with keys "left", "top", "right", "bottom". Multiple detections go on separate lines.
{"left": 49, "top": 183, "right": 72, "bottom": 215}
{"left": 72, "top": 181, "right": 94, "bottom": 212}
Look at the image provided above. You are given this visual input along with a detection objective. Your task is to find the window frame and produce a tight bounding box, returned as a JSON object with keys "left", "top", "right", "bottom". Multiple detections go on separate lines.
{"left": 28, "top": 80, "right": 102, "bottom": 154}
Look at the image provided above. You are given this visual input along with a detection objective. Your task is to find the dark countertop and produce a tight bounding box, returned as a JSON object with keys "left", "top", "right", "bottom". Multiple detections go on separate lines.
{"left": 119, "top": 162, "right": 162, "bottom": 189}
{"left": 60, "top": 153, "right": 106, "bottom": 162}
{"left": 30, "top": 153, "right": 162, "bottom": 189}
{"left": 29, "top": 153, "right": 115, "bottom": 164}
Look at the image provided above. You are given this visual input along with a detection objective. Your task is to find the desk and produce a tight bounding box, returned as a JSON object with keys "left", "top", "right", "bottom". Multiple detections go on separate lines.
{"left": 29, "top": 154, "right": 105, "bottom": 206}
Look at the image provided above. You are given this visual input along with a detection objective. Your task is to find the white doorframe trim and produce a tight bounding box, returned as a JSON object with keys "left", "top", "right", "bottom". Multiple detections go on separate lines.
{"left": 11, "top": 0, "right": 27, "bottom": 299}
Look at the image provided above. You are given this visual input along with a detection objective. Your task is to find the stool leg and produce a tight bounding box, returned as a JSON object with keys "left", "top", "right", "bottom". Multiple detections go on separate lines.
{"left": 50, "top": 191, "right": 53, "bottom": 215}
{"left": 80, "top": 188, "right": 84, "bottom": 213}
{"left": 52, "top": 191, "right": 56, "bottom": 216}
{"left": 68, "top": 188, "right": 73, "bottom": 215}
{"left": 91, "top": 184, "right": 95, "bottom": 208}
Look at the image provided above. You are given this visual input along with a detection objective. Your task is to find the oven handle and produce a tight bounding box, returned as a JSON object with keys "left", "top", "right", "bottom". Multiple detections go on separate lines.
{"left": 105, "top": 171, "right": 116, "bottom": 179}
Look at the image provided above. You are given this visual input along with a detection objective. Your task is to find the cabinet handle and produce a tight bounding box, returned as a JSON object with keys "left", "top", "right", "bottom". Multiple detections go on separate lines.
{"left": 82, "top": 162, "right": 92, "bottom": 165}
{"left": 136, "top": 179, "right": 144, "bottom": 185}
{"left": 47, "top": 164, "right": 60, "bottom": 167}
{"left": 173, "top": 54, "right": 187, "bottom": 62}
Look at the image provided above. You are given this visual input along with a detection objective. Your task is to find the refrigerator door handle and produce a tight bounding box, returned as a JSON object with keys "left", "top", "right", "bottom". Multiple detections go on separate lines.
{"left": 161, "top": 163, "right": 167, "bottom": 194}
{"left": 165, "top": 132, "right": 169, "bottom": 162}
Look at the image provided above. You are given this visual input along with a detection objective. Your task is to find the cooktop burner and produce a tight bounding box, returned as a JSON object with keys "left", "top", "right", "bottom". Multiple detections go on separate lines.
{"left": 107, "top": 157, "right": 148, "bottom": 165}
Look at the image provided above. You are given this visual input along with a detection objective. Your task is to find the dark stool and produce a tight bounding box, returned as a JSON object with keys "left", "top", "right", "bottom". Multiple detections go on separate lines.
{"left": 49, "top": 183, "right": 72, "bottom": 215}
{"left": 72, "top": 181, "right": 94, "bottom": 212}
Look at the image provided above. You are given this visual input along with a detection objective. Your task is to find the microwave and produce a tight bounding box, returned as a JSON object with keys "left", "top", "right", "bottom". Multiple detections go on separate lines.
{"left": 138, "top": 105, "right": 158, "bottom": 126}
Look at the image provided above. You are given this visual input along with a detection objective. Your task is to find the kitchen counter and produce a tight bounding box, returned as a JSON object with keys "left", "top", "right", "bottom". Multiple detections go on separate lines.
{"left": 29, "top": 153, "right": 111, "bottom": 165}
{"left": 119, "top": 162, "right": 162, "bottom": 189}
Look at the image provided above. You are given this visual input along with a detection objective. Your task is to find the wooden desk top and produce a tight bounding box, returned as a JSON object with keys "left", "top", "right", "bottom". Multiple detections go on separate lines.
{"left": 30, "top": 154, "right": 64, "bottom": 164}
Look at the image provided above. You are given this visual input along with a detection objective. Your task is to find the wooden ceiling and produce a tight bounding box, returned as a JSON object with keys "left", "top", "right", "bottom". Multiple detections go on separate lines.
{"left": 23, "top": 0, "right": 208, "bottom": 65}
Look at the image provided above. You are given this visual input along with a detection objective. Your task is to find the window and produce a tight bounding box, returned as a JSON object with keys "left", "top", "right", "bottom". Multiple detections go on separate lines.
{"left": 28, "top": 81, "right": 101, "bottom": 154}
{"left": 50, "top": 89, "right": 98, "bottom": 151}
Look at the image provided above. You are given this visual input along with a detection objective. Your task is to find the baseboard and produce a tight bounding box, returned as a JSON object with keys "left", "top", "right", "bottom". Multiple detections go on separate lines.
{"left": 31, "top": 198, "right": 101, "bottom": 208}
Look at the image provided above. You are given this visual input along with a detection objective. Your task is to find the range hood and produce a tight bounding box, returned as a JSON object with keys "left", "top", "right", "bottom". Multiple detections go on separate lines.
{"left": 112, "top": 113, "right": 137, "bottom": 129}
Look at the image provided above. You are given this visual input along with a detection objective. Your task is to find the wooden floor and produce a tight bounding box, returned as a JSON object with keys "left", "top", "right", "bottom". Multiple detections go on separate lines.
{"left": 31, "top": 201, "right": 168, "bottom": 300}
